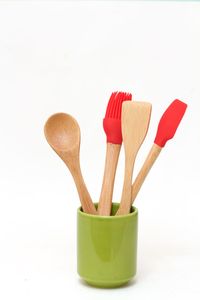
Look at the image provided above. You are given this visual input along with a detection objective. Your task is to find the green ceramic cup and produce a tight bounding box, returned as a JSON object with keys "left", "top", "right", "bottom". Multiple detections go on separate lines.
{"left": 77, "top": 203, "right": 138, "bottom": 288}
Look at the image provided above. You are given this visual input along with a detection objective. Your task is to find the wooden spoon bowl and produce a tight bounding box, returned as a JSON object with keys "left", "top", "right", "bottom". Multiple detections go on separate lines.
{"left": 44, "top": 113, "right": 80, "bottom": 153}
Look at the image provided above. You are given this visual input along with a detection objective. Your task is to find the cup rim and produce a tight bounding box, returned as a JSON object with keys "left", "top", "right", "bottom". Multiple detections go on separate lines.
{"left": 77, "top": 202, "right": 138, "bottom": 219}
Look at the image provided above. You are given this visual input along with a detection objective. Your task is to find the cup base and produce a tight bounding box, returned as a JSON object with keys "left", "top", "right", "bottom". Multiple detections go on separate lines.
{"left": 82, "top": 277, "right": 133, "bottom": 288}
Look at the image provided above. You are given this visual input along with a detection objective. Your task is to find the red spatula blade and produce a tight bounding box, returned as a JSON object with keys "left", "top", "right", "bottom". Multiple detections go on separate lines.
{"left": 154, "top": 99, "right": 187, "bottom": 147}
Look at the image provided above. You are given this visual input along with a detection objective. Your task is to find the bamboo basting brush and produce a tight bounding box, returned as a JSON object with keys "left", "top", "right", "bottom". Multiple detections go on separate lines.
{"left": 98, "top": 92, "right": 132, "bottom": 215}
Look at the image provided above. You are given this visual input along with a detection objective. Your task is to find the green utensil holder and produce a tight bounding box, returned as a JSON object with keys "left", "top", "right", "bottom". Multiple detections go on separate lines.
{"left": 77, "top": 203, "right": 138, "bottom": 288}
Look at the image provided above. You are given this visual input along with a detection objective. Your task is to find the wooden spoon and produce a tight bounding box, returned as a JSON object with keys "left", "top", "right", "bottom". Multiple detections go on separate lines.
{"left": 44, "top": 113, "right": 97, "bottom": 215}
{"left": 116, "top": 102, "right": 152, "bottom": 215}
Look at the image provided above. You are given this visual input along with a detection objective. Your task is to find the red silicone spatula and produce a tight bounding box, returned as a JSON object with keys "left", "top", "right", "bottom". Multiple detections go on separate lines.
{"left": 97, "top": 92, "right": 132, "bottom": 215}
{"left": 130, "top": 99, "right": 187, "bottom": 206}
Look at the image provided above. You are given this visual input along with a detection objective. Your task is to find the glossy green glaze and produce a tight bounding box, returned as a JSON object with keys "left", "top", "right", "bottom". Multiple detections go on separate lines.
{"left": 77, "top": 203, "right": 138, "bottom": 288}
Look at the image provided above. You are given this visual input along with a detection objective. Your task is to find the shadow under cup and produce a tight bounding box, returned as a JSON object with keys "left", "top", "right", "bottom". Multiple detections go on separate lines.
{"left": 77, "top": 203, "right": 138, "bottom": 288}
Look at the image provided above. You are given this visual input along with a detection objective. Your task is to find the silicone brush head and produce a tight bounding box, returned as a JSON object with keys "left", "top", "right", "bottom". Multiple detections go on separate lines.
{"left": 154, "top": 99, "right": 187, "bottom": 147}
{"left": 103, "top": 92, "right": 132, "bottom": 144}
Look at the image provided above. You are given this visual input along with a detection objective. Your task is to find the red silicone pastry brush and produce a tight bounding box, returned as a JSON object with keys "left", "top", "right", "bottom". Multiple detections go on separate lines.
{"left": 98, "top": 92, "right": 132, "bottom": 215}
{"left": 130, "top": 99, "right": 187, "bottom": 206}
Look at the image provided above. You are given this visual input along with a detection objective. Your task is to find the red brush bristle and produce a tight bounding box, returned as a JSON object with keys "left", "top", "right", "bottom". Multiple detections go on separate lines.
{"left": 106, "top": 92, "right": 117, "bottom": 118}
{"left": 103, "top": 91, "right": 132, "bottom": 144}
{"left": 105, "top": 92, "right": 132, "bottom": 119}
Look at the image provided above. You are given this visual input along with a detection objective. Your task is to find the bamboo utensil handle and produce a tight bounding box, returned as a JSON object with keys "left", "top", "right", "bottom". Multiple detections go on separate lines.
{"left": 98, "top": 143, "right": 121, "bottom": 215}
{"left": 68, "top": 156, "right": 97, "bottom": 214}
{"left": 117, "top": 154, "right": 136, "bottom": 215}
{"left": 131, "top": 143, "right": 162, "bottom": 204}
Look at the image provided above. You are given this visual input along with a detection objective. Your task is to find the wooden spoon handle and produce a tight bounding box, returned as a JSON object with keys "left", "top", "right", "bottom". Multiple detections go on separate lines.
{"left": 70, "top": 163, "right": 97, "bottom": 215}
{"left": 131, "top": 143, "right": 162, "bottom": 205}
{"left": 98, "top": 143, "right": 121, "bottom": 215}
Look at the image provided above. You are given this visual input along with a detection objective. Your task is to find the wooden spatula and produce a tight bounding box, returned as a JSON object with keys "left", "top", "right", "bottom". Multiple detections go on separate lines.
{"left": 130, "top": 99, "right": 187, "bottom": 205}
{"left": 116, "top": 101, "right": 152, "bottom": 215}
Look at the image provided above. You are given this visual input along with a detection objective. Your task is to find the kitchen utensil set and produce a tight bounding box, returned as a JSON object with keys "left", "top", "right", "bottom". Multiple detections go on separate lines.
{"left": 44, "top": 93, "right": 187, "bottom": 216}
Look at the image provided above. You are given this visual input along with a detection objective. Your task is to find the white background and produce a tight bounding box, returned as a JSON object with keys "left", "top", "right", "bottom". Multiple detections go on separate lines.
{"left": 0, "top": 1, "right": 200, "bottom": 299}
